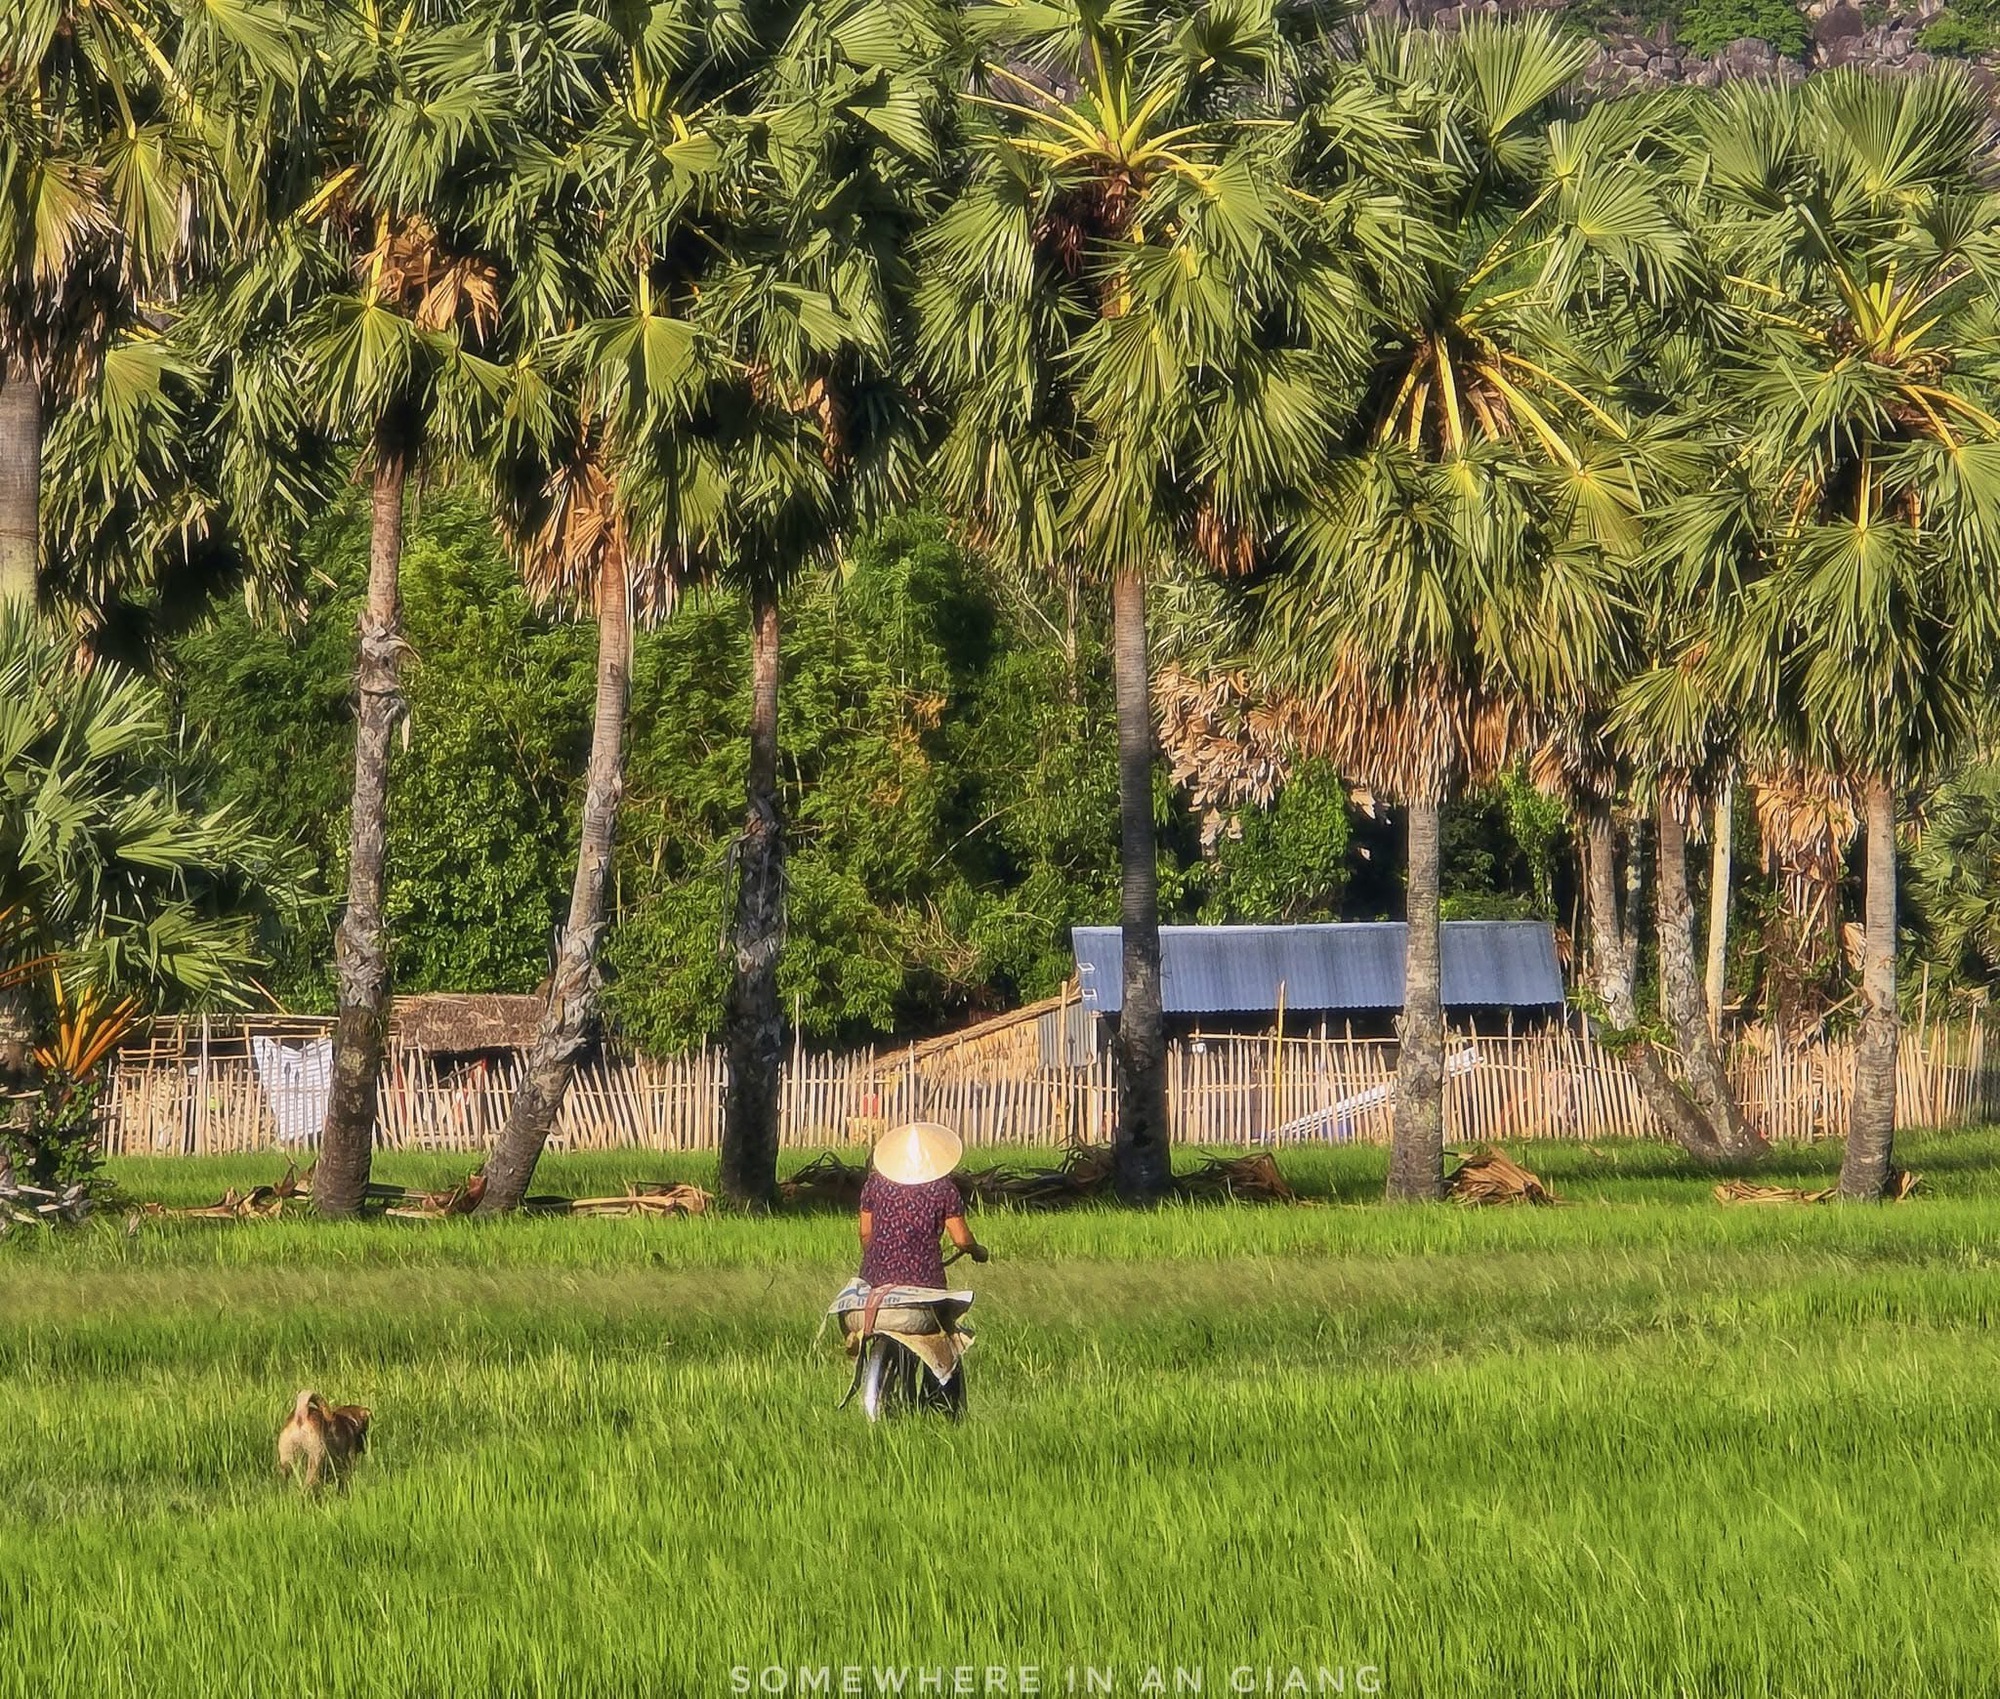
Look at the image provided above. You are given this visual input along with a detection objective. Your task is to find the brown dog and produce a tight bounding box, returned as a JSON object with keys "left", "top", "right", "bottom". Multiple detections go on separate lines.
{"left": 276, "top": 1389, "right": 370, "bottom": 1490}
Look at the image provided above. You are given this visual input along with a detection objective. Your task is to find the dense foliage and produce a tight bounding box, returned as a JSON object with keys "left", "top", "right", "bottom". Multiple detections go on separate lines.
{"left": 1676, "top": 0, "right": 1810, "bottom": 56}
{"left": 170, "top": 497, "right": 1456, "bottom": 1049}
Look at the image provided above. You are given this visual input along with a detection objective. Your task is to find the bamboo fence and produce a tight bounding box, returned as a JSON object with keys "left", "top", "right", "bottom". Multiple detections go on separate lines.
{"left": 97, "top": 1010, "right": 1999, "bottom": 1157}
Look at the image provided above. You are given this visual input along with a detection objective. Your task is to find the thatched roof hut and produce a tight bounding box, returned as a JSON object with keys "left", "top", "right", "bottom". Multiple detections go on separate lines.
{"left": 389, "top": 994, "right": 543, "bottom": 1054}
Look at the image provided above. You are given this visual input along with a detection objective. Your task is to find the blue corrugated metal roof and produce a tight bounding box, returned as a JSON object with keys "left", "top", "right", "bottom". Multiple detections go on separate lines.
{"left": 1070, "top": 922, "right": 1563, "bottom": 1015}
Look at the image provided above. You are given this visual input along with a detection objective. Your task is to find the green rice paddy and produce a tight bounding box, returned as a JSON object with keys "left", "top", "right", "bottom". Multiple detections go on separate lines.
{"left": 7, "top": 1135, "right": 2000, "bottom": 1697}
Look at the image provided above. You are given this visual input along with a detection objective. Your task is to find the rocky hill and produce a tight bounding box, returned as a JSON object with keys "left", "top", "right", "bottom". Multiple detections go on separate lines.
{"left": 1363, "top": 0, "right": 1991, "bottom": 92}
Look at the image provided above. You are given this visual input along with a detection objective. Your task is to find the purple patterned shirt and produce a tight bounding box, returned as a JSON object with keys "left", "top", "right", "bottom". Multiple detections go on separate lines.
{"left": 859, "top": 1172, "right": 964, "bottom": 1288}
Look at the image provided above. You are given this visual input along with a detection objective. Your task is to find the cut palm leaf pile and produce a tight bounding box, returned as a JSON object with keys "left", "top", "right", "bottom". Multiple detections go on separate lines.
{"left": 1177, "top": 1152, "right": 1297, "bottom": 1203}
{"left": 779, "top": 1152, "right": 870, "bottom": 1208}
{"left": 963, "top": 1146, "right": 1115, "bottom": 1206}
{"left": 1714, "top": 1179, "right": 1836, "bottom": 1205}
{"left": 1716, "top": 1170, "right": 1919, "bottom": 1205}
{"left": 131, "top": 1150, "right": 1295, "bottom": 1222}
{"left": 0, "top": 1178, "right": 94, "bottom": 1230}
{"left": 1447, "top": 1148, "right": 1558, "bottom": 1206}
{"left": 143, "top": 1165, "right": 711, "bottom": 1220}
{"left": 381, "top": 1174, "right": 710, "bottom": 1217}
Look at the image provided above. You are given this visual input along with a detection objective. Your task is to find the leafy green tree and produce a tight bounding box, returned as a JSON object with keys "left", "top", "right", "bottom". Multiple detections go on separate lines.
{"left": 173, "top": 491, "right": 594, "bottom": 1004}
{"left": 1196, "top": 760, "right": 1352, "bottom": 924}
{"left": 1911, "top": 762, "right": 2000, "bottom": 987}
{"left": 169, "top": 493, "right": 1158, "bottom": 1050}
{"left": 601, "top": 514, "right": 1129, "bottom": 1049}
{"left": 1915, "top": 13, "right": 1993, "bottom": 57}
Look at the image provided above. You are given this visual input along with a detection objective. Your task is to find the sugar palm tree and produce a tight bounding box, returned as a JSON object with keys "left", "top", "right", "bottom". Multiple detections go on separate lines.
{"left": 0, "top": 0, "right": 300, "bottom": 610}
{"left": 477, "top": 434, "right": 656, "bottom": 1209}
{"left": 1610, "top": 647, "right": 1768, "bottom": 1162}
{"left": 1673, "top": 69, "right": 2000, "bottom": 1198}
{"left": 918, "top": 0, "right": 1388, "bottom": 1199}
{"left": 473, "top": 0, "right": 731, "bottom": 1211}
{"left": 1583, "top": 319, "right": 1769, "bottom": 1164}
{"left": 1532, "top": 710, "right": 1747, "bottom": 1164}
{"left": 0, "top": 604, "right": 306, "bottom": 1000}
{"left": 476, "top": 0, "right": 944, "bottom": 1211}
{"left": 219, "top": 2, "right": 523, "bottom": 1214}
{"left": 1256, "top": 20, "right": 1685, "bottom": 1200}
{"left": 700, "top": 0, "right": 944, "bottom": 1209}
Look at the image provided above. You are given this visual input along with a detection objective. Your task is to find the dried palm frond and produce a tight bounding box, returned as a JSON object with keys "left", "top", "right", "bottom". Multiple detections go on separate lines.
{"left": 1753, "top": 762, "right": 1860, "bottom": 898}
{"left": 1716, "top": 1169, "right": 1919, "bottom": 1206}
{"left": 1176, "top": 1152, "right": 1296, "bottom": 1203}
{"left": 1713, "top": 1178, "right": 1836, "bottom": 1205}
{"left": 135, "top": 1162, "right": 312, "bottom": 1222}
{"left": 359, "top": 216, "right": 501, "bottom": 338}
{"left": 962, "top": 1146, "right": 1115, "bottom": 1206}
{"left": 1752, "top": 760, "right": 1862, "bottom": 1037}
{"left": 1278, "top": 649, "right": 1533, "bottom": 804}
{"left": 1191, "top": 502, "right": 1260, "bottom": 577}
{"left": 384, "top": 1172, "right": 487, "bottom": 1219}
{"left": 1, "top": 1178, "right": 94, "bottom": 1230}
{"left": 1528, "top": 715, "right": 1621, "bottom": 812}
{"left": 1447, "top": 1147, "right": 1558, "bottom": 1205}
{"left": 509, "top": 439, "right": 685, "bottom": 625}
{"left": 778, "top": 1152, "right": 869, "bottom": 1208}
{"left": 568, "top": 1183, "right": 711, "bottom": 1217}
{"left": 1154, "top": 665, "right": 1298, "bottom": 814}
{"left": 774, "top": 1146, "right": 1304, "bottom": 1213}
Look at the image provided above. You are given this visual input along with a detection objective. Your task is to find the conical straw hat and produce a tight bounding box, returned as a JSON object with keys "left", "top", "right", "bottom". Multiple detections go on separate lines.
{"left": 871, "top": 1121, "right": 963, "bottom": 1186}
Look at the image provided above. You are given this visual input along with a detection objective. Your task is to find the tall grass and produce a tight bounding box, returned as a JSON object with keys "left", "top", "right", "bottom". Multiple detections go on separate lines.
{"left": 6, "top": 1135, "right": 2000, "bottom": 1696}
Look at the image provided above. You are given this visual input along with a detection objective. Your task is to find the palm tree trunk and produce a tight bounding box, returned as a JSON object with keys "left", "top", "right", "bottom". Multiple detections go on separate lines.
{"left": 719, "top": 586, "right": 786, "bottom": 1210}
{"left": 1705, "top": 783, "right": 1732, "bottom": 1034}
{"left": 1840, "top": 774, "right": 1899, "bottom": 1199}
{"left": 0, "top": 359, "right": 39, "bottom": 609}
{"left": 0, "top": 361, "right": 39, "bottom": 1094}
{"left": 1108, "top": 566, "right": 1171, "bottom": 1203}
{"left": 478, "top": 558, "right": 631, "bottom": 1214}
{"left": 1656, "top": 796, "right": 1765, "bottom": 1161}
{"left": 1388, "top": 795, "right": 1446, "bottom": 1201}
{"left": 317, "top": 447, "right": 409, "bottom": 1217}
{"left": 1581, "top": 814, "right": 1725, "bottom": 1165}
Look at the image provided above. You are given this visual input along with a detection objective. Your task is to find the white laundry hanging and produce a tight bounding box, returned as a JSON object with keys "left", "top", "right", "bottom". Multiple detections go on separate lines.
{"left": 251, "top": 1036, "right": 333, "bottom": 1146}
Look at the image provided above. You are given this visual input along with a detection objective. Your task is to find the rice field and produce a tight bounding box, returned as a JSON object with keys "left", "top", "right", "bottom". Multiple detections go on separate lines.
{"left": 7, "top": 1134, "right": 2000, "bottom": 1697}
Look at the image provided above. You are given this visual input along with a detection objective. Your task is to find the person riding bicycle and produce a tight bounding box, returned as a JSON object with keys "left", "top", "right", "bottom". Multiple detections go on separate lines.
{"left": 858, "top": 1120, "right": 988, "bottom": 1285}
{"left": 828, "top": 1121, "right": 987, "bottom": 1417}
